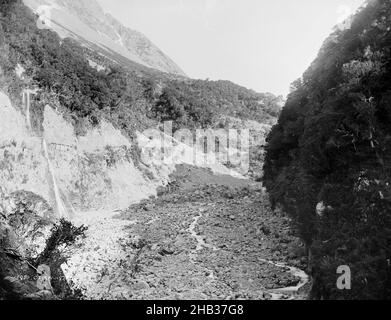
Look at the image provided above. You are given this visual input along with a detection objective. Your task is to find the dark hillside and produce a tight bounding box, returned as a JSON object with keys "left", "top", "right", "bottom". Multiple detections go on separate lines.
{"left": 263, "top": 0, "right": 391, "bottom": 299}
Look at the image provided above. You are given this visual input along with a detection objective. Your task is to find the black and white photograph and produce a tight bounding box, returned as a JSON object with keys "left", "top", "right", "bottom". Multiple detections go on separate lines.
{"left": 0, "top": 0, "right": 390, "bottom": 306}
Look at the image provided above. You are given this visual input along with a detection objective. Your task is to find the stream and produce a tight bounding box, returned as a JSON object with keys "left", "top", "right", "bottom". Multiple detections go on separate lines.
{"left": 258, "top": 259, "right": 310, "bottom": 300}
{"left": 187, "top": 211, "right": 310, "bottom": 300}
{"left": 187, "top": 210, "right": 220, "bottom": 262}
{"left": 42, "top": 139, "right": 68, "bottom": 219}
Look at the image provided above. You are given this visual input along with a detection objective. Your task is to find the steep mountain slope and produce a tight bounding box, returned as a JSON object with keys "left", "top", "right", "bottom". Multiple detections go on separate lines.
{"left": 263, "top": 0, "right": 391, "bottom": 299}
{"left": 22, "top": 0, "right": 187, "bottom": 76}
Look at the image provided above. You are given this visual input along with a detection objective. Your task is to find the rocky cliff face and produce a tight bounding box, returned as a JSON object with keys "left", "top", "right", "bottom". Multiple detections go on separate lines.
{"left": 0, "top": 84, "right": 166, "bottom": 299}
{"left": 22, "top": 0, "right": 187, "bottom": 76}
{"left": 0, "top": 86, "right": 244, "bottom": 219}
{"left": 0, "top": 89, "right": 161, "bottom": 219}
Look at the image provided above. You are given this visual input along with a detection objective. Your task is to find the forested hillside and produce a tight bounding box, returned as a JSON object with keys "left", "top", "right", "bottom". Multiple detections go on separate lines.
{"left": 263, "top": 0, "right": 391, "bottom": 299}
{"left": 0, "top": 0, "right": 281, "bottom": 138}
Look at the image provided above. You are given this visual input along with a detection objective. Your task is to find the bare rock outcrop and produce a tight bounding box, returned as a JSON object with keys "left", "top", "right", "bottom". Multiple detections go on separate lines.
{"left": 0, "top": 188, "right": 81, "bottom": 300}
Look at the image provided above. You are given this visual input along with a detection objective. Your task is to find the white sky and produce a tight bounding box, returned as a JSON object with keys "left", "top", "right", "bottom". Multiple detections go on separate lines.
{"left": 98, "top": 0, "right": 365, "bottom": 96}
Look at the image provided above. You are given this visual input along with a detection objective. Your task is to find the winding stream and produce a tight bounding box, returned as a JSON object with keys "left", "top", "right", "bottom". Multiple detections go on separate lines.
{"left": 187, "top": 211, "right": 219, "bottom": 262}
{"left": 258, "top": 259, "right": 310, "bottom": 300}
{"left": 187, "top": 211, "right": 310, "bottom": 300}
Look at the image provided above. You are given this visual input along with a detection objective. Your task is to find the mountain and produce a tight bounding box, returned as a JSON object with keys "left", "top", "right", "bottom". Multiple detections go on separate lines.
{"left": 263, "top": 0, "right": 391, "bottom": 299}
{"left": 22, "top": 0, "right": 187, "bottom": 77}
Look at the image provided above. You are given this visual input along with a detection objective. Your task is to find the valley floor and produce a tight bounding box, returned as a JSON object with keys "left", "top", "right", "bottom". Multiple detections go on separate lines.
{"left": 62, "top": 165, "right": 310, "bottom": 300}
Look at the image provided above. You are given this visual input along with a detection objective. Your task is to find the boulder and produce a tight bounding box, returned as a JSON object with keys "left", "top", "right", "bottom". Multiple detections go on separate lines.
{"left": 1, "top": 190, "right": 55, "bottom": 221}
{"left": 0, "top": 190, "right": 57, "bottom": 299}
{"left": 1, "top": 191, "right": 55, "bottom": 260}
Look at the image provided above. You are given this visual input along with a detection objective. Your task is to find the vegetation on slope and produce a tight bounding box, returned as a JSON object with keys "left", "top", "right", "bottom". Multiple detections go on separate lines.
{"left": 0, "top": 0, "right": 281, "bottom": 138}
{"left": 263, "top": 0, "right": 391, "bottom": 299}
{"left": 0, "top": 0, "right": 155, "bottom": 138}
{"left": 150, "top": 79, "right": 281, "bottom": 130}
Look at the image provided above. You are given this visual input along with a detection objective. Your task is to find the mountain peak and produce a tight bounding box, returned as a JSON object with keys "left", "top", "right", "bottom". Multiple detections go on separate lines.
{"left": 23, "top": 0, "right": 187, "bottom": 76}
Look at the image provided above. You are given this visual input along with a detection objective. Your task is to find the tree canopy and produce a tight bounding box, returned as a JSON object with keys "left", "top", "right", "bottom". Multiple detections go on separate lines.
{"left": 263, "top": 0, "right": 391, "bottom": 299}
